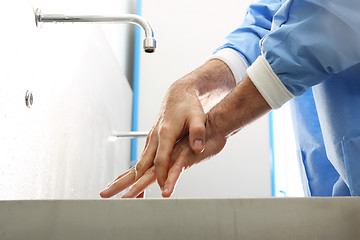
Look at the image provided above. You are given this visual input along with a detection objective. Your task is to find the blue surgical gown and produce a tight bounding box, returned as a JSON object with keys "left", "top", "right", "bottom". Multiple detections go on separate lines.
{"left": 215, "top": 0, "right": 360, "bottom": 196}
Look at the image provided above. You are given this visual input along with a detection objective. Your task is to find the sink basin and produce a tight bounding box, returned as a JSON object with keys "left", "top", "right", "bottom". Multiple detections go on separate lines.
{"left": 1, "top": 198, "right": 359, "bottom": 240}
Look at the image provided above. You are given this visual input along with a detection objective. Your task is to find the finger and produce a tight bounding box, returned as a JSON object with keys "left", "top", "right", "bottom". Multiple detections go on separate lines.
{"left": 162, "top": 157, "right": 186, "bottom": 198}
{"left": 154, "top": 124, "right": 178, "bottom": 189}
{"left": 138, "top": 126, "right": 155, "bottom": 157}
{"left": 100, "top": 169, "right": 136, "bottom": 198}
{"left": 106, "top": 169, "right": 131, "bottom": 188}
{"left": 122, "top": 166, "right": 156, "bottom": 198}
{"left": 135, "top": 130, "right": 158, "bottom": 181}
{"left": 188, "top": 112, "right": 206, "bottom": 153}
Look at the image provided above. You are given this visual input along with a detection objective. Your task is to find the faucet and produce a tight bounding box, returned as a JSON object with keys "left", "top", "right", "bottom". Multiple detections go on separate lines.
{"left": 34, "top": 9, "right": 156, "bottom": 53}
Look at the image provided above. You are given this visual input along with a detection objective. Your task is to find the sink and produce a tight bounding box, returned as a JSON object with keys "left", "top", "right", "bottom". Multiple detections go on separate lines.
{"left": 0, "top": 198, "right": 359, "bottom": 240}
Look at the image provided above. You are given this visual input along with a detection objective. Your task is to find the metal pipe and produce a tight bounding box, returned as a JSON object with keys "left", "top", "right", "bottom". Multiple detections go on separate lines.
{"left": 35, "top": 9, "right": 156, "bottom": 53}
{"left": 113, "top": 131, "right": 149, "bottom": 139}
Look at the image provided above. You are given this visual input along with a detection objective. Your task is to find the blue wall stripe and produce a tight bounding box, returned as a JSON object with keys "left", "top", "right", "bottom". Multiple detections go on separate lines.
{"left": 130, "top": 0, "right": 143, "bottom": 167}
{"left": 269, "top": 111, "right": 276, "bottom": 196}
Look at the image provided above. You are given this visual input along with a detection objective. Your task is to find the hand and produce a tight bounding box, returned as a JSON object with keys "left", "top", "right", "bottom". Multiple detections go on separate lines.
{"left": 100, "top": 87, "right": 208, "bottom": 198}
{"left": 100, "top": 80, "right": 207, "bottom": 198}
{"left": 131, "top": 60, "right": 236, "bottom": 191}
{"left": 100, "top": 114, "right": 227, "bottom": 198}
{"left": 100, "top": 74, "right": 270, "bottom": 198}
{"left": 137, "top": 78, "right": 207, "bottom": 190}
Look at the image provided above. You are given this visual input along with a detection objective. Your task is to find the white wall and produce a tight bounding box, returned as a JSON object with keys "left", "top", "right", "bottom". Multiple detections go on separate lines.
{"left": 272, "top": 104, "right": 304, "bottom": 197}
{"left": 0, "top": 0, "right": 134, "bottom": 199}
{"left": 138, "top": 0, "right": 272, "bottom": 198}
{"left": 30, "top": 0, "right": 137, "bottom": 83}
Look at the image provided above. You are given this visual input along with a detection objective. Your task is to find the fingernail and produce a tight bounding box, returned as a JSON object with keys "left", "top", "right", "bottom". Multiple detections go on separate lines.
{"left": 194, "top": 139, "right": 204, "bottom": 151}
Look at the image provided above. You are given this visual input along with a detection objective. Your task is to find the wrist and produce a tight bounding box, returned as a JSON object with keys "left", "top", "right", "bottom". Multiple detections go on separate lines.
{"left": 208, "top": 48, "right": 248, "bottom": 85}
{"left": 207, "top": 75, "right": 271, "bottom": 138}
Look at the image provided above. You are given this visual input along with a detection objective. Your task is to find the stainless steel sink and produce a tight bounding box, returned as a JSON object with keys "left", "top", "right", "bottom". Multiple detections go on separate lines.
{"left": 1, "top": 198, "right": 359, "bottom": 240}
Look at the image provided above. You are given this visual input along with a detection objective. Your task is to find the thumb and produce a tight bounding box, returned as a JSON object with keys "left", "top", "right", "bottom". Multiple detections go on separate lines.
{"left": 188, "top": 113, "right": 206, "bottom": 153}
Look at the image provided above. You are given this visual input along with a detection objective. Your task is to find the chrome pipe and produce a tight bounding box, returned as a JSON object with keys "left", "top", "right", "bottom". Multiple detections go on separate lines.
{"left": 113, "top": 131, "right": 149, "bottom": 139}
{"left": 35, "top": 9, "right": 156, "bottom": 53}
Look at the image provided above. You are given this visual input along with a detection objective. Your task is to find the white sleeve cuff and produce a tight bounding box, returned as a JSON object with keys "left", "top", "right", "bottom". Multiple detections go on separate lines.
{"left": 246, "top": 55, "right": 295, "bottom": 109}
{"left": 207, "top": 48, "right": 248, "bottom": 84}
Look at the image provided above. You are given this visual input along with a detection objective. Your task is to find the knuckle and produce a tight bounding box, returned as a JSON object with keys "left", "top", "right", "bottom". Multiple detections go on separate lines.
{"left": 153, "top": 157, "right": 162, "bottom": 167}
{"left": 154, "top": 156, "right": 169, "bottom": 169}
{"left": 158, "top": 124, "right": 170, "bottom": 137}
{"left": 191, "top": 124, "right": 206, "bottom": 134}
{"left": 135, "top": 162, "right": 144, "bottom": 173}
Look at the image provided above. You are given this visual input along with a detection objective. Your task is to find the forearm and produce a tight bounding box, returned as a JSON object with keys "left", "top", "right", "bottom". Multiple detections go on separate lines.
{"left": 207, "top": 74, "right": 271, "bottom": 138}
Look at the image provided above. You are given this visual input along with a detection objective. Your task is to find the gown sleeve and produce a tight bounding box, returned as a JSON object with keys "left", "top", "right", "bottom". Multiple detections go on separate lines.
{"left": 210, "top": 0, "right": 284, "bottom": 84}
{"left": 247, "top": 0, "right": 360, "bottom": 108}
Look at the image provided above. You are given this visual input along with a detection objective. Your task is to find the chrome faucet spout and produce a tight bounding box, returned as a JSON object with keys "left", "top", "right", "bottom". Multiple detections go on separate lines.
{"left": 35, "top": 9, "right": 156, "bottom": 53}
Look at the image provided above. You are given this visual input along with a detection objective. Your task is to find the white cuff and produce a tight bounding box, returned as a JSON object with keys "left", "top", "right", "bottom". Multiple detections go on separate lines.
{"left": 207, "top": 48, "right": 248, "bottom": 84}
{"left": 247, "top": 55, "right": 295, "bottom": 109}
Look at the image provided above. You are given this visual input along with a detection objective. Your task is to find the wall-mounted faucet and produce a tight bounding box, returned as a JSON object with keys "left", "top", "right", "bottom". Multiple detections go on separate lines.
{"left": 35, "top": 9, "right": 156, "bottom": 53}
